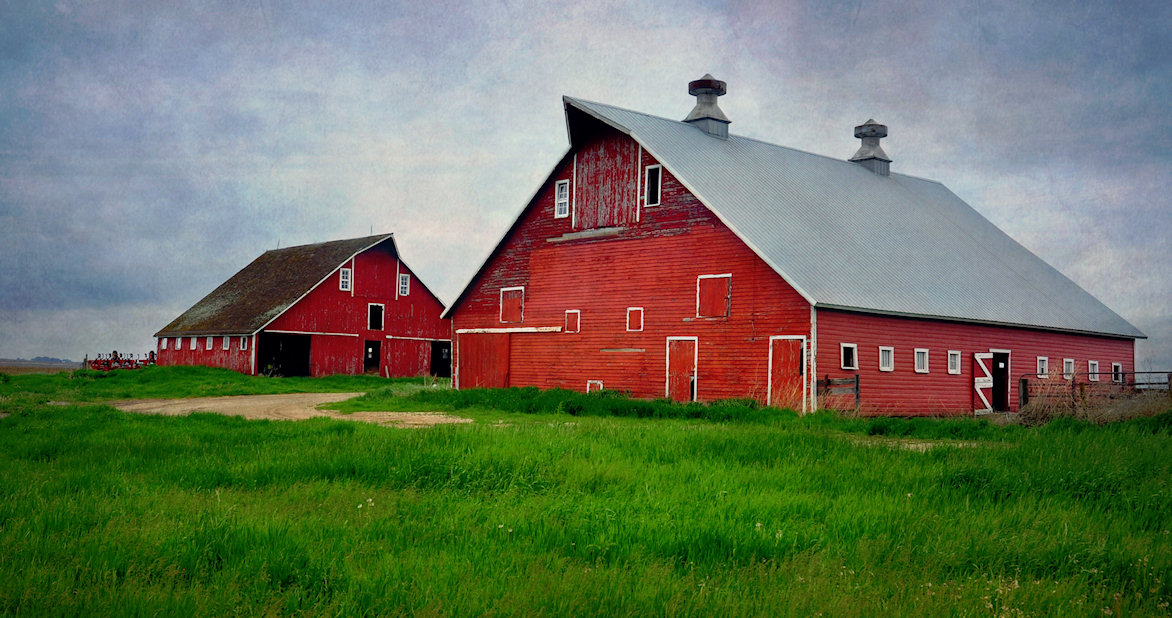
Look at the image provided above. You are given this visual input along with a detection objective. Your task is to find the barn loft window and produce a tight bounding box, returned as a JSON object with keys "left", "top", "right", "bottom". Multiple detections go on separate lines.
{"left": 587, "top": 380, "right": 604, "bottom": 393}
{"left": 878, "top": 346, "right": 894, "bottom": 372}
{"left": 177, "top": 337, "right": 184, "bottom": 351}
{"left": 627, "top": 307, "right": 644, "bottom": 332}
{"left": 1111, "top": 362, "right": 1123, "bottom": 383}
{"left": 161, "top": 338, "right": 167, "bottom": 351}
{"left": 696, "top": 274, "right": 731, "bottom": 318}
{"left": 565, "top": 310, "right": 580, "bottom": 333}
{"left": 840, "top": 343, "right": 858, "bottom": 370}
{"left": 222, "top": 336, "right": 230, "bottom": 351}
{"left": 339, "top": 267, "right": 352, "bottom": 291}
{"left": 554, "top": 180, "right": 570, "bottom": 219}
{"left": 500, "top": 287, "right": 524, "bottom": 323}
{"left": 644, "top": 165, "right": 662, "bottom": 207}
{"left": 368, "top": 304, "right": 385, "bottom": 330}
{"left": 240, "top": 336, "right": 248, "bottom": 351}
{"left": 398, "top": 273, "right": 411, "bottom": 297}
{"left": 1036, "top": 356, "right": 1049, "bottom": 378}
{"left": 1088, "top": 360, "right": 1100, "bottom": 382}
{"left": 948, "top": 350, "right": 961, "bottom": 375}
{"left": 914, "top": 348, "right": 929, "bottom": 373}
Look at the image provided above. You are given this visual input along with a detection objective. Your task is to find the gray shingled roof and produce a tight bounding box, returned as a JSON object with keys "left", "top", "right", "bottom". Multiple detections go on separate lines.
{"left": 561, "top": 97, "right": 1141, "bottom": 338}
{"left": 155, "top": 234, "right": 395, "bottom": 337}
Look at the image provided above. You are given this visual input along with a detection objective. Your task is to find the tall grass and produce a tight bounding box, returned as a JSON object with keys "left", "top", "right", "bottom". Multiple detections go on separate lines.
{"left": 1, "top": 372, "right": 1170, "bottom": 615}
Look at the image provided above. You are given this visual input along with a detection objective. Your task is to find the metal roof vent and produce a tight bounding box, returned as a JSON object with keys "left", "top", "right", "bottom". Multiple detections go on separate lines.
{"left": 849, "top": 119, "right": 892, "bottom": 176}
{"left": 683, "top": 74, "right": 730, "bottom": 139}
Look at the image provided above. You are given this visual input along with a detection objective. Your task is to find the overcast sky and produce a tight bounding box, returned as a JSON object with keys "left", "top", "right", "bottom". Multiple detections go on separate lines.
{"left": 2, "top": 0, "right": 1169, "bottom": 369}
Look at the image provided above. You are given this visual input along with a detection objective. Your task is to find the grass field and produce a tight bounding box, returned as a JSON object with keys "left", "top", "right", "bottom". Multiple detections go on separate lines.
{"left": 1, "top": 367, "right": 1170, "bottom": 615}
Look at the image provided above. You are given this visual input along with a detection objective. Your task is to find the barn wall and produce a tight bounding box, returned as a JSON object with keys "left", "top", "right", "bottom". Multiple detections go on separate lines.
{"left": 815, "top": 308, "right": 1136, "bottom": 415}
{"left": 157, "top": 335, "right": 252, "bottom": 374}
{"left": 308, "top": 335, "right": 362, "bottom": 377}
{"left": 451, "top": 127, "right": 812, "bottom": 403}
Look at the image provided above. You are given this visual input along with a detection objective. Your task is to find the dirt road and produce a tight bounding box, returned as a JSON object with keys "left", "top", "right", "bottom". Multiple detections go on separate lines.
{"left": 111, "top": 392, "right": 472, "bottom": 428}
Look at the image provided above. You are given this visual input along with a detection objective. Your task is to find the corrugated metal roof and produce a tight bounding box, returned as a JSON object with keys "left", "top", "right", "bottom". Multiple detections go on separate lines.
{"left": 155, "top": 234, "right": 395, "bottom": 337}
{"left": 565, "top": 96, "right": 1143, "bottom": 338}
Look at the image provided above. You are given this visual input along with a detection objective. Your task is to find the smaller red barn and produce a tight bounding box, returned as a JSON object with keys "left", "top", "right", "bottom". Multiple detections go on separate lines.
{"left": 154, "top": 234, "right": 450, "bottom": 378}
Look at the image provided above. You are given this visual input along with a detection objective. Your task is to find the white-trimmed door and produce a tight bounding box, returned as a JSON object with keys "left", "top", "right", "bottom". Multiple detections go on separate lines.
{"left": 768, "top": 335, "right": 807, "bottom": 412}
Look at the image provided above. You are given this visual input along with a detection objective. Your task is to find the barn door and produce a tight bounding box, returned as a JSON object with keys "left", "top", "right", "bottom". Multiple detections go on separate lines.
{"left": 457, "top": 333, "right": 510, "bottom": 389}
{"left": 973, "top": 353, "right": 993, "bottom": 414}
{"left": 666, "top": 337, "right": 697, "bottom": 402}
{"left": 768, "top": 336, "right": 806, "bottom": 412}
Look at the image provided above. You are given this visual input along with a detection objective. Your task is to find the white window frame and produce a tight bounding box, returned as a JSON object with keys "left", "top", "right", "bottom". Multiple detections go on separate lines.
{"left": 627, "top": 307, "right": 644, "bottom": 332}
{"left": 339, "top": 267, "right": 352, "bottom": 292}
{"left": 879, "top": 346, "right": 894, "bottom": 372}
{"left": 840, "top": 343, "right": 858, "bottom": 370}
{"left": 189, "top": 337, "right": 196, "bottom": 351}
{"left": 368, "top": 303, "right": 385, "bottom": 331}
{"left": 1063, "top": 358, "right": 1075, "bottom": 380}
{"left": 947, "top": 350, "right": 961, "bottom": 375}
{"left": 696, "top": 273, "right": 732, "bottom": 318}
{"left": 1111, "top": 362, "right": 1123, "bottom": 383}
{"left": 644, "top": 165, "right": 662, "bottom": 207}
{"left": 914, "top": 348, "right": 929, "bottom": 374}
{"left": 1088, "top": 360, "right": 1100, "bottom": 382}
{"left": 240, "top": 336, "right": 249, "bottom": 351}
{"left": 564, "top": 309, "right": 580, "bottom": 334}
{"left": 499, "top": 286, "right": 525, "bottom": 323}
{"left": 161, "top": 338, "right": 167, "bottom": 351}
{"left": 1036, "top": 356, "right": 1049, "bottom": 379}
{"left": 177, "top": 337, "right": 184, "bottom": 351}
{"left": 222, "top": 336, "right": 230, "bottom": 351}
{"left": 554, "top": 179, "right": 570, "bottom": 219}
{"left": 398, "top": 273, "right": 410, "bottom": 297}
{"left": 205, "top": 336, "right": 213, "bottom": 350}
{"left": 586, "top": 380, "right": 604, "bottom": 393}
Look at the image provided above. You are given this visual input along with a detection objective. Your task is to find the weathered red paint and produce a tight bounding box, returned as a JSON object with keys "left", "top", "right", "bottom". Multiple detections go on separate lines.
{"left": 667, "top": 338, "right": 696, "bottom": 402}
{"left": 770, "top": 338, "right": 804, "bottom": 410}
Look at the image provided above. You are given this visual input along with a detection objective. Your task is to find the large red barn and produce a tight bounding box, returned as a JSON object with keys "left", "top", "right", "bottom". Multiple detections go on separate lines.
{"left": 443, "top": 76, "right": 1144, "bottom": 415}
{"left": 155, "top": 234, "right": 450, "bottom": 378}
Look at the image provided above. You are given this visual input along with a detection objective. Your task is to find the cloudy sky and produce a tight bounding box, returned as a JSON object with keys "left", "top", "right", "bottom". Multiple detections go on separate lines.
{"left": 2, "top": 0, "right": 1169, "bottom": 369}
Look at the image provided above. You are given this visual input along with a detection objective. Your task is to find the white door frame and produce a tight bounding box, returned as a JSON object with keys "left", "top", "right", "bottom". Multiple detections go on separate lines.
{"left": 973, "top": 352, "right": 993, "bottom": 414}
{"left": 665, "top": 336, "right": 699, "bottom": 401}
{"left": 768, "top": 335, "right": 808, "bottom": 413}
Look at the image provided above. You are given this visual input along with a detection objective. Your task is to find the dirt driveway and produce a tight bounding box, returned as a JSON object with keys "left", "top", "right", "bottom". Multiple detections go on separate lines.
{"left": 111, "top": 392, "right": 472, "bottom": 428}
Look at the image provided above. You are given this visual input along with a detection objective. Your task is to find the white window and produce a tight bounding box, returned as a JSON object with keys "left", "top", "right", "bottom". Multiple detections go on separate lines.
{"left": 1063, "top": 358, "right": 1075, "bottom": 380}
{"left": 627, "top": 307, "right": 644, "bottom": 332}
{"left": 205, "top": 336, "right": 213, "bottom": 350}
{"left": 339, "top": 267, "right": 352, "bottom": 291}
{"left": 398, "top": 273, "right": 410, "bottom": 297}
{"left": 240, "top": 336, "right": 248, "bottom": 351}
{"left": 1112, "top": 363, "right": 1123, "bottom": 383}
{"left": 368, "top": 304, "right": 385, "bottom": 330}
{"left": 222, "top": 336, "right": 230, "bottom": 351}
{"left": 840, "top": 343, "right": 858, "bottom": 370}
{"left": 587, "top": 380, "right": 604, "bottom": 393}
{"left": 1036, "top": 356, "right": 1049, "bottom": 378}
{"left": 914, "top": 348, "right": 929, "bottom": 373}
{"left": 1088, "top": 360, "right": 1100, "bottom": 382}
{"left": 879, "top": 346, "right": 894, "bottom": 372}
{"left": 176, "top": 337, "right": 183, "bottom": 351}
{"left": 644, "top": 165, "right": 662, "bottom": 207}
{"left": 189, "top": 337, "right": 196, "bottom": 350}
{"left": 554, "top": 179, "right": 570, "bottom": 218}
{"left": 948, "top": 350, "right": 961, "bottom": 375}
{"left": 161, "top": 338, "right": 167, "bottom": 351}
{"left": 564, "top": 310, "right": 580, "bottom": 333}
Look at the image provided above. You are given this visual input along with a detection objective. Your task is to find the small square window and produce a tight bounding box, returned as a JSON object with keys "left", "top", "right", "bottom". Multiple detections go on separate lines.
{"left": 644, "top": 165, "right": 662, "bottom": 207}
{"left": 947, "top": 350, "right": 961, "bottom": 375}
{"left": 587, "top": 380, "right": 604, "bottom": 393}
{"left": 1036, "top": 356, "right": 1049, "bottom": 378}
{"left": 500, "top": 287, "right": 524, "bottom": 323}
{"left": 240, "top": 336, "right": 249, "bottom": 351}
{"left": 368, "top": 304, "right": 385, "bottom": 330}
{"left": 564, "top": 310, "right": 580, "bottom": 334}
{"left": 554, "top": 180, "right": 570, "bottom": 219}
{"left": 697, "top": 274, "right": 731, "bottom": 318}
{"left": 840, "top": 343, "right": 858, "bottom": 370}
{"left": 222, "top": 336, "right": 230, "bottom": 351}
{"left": 627, "top": 307, "right": 644, "bottom": 332}
{"left": 206, "top": 336, "right": 213, "bottom": 350}
{"left": 398, "top": 273, "right": 410, "bottom": 297}
{"left": 339, "top": 267, "right": 352, "bottom": 291}
{"left": 161, "top": 338, "right": 168, "bottom": 351}
{"left": 914, "top": 348, "right": 929, "bottom": 373}
{"left": 1063, "top": 358, "right": 1075, "bottom": 380}
{"left": 1088, "top": 360, "right": 1100, "bottom": 382}
{"left": 189, "top": 337, "right": 196, "bottom": 351}
{"left": 1111, "top": 363, "right": 1123, "bottom": 384}
{"left": 879, "top": 346, "right": 894, "bottom": 372}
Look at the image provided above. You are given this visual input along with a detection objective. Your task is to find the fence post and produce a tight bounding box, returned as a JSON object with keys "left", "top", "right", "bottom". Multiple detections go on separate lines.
{"left": 854, "top": 374, "right": 861, "bottom": 415}
{"left": 1168, "top": 373, "right": 1171, "bottom": 403}
{"left": 1019, "top": 377, "right": 1029, "bottom": 408}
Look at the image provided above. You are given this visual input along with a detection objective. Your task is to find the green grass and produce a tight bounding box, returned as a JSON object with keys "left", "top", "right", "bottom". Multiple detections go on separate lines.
{"left": 1, "top": 369, "right": 1170, "bottom": 615}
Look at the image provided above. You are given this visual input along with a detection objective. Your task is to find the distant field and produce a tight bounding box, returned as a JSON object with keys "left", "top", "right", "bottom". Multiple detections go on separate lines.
{"left": 0, "top": 361, "right": 82, "bottom": 375}
{"left": 1, "top": 367, "right": 1169, "bottom": 615}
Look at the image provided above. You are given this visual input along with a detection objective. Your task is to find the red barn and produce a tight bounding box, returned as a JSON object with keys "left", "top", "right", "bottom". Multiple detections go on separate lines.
{"left": 444, "top": 75, "right": 1144, "bottom": 415}
{"left": 155, "top": 234, "right": 451, "bottom": 378}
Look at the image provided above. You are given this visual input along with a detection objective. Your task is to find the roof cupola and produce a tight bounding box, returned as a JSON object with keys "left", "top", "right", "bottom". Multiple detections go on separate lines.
{"left": 684, "top": 74, "right": 730, "bottom": 139}
{"left": 849, "top": 119, "right": 892, "bottom": 176}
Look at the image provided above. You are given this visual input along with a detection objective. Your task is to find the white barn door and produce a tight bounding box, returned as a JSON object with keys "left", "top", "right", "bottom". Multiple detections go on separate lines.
{"left": 973, "top": 353, "right": 993, "bottom": 414}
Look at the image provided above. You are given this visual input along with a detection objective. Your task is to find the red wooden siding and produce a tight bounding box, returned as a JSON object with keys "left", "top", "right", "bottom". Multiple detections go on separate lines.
{"left": 666, "top": 338, "right": 697, "bottom": 402}
{"left": 815, "top": 308, "right": 1136, "bottom": 415}
{"left": 500, "top": 288, "right": 524, "bottom": 323}
{"left": 698, "top": 275, "right": 731, "bottom": 318}
{"left": 574, "top": 132, "right": 639, "bottom": 230}
{"left": 158, "top": 335, "right": 252, "bottom": 374}
{"left": 770, "top": 337, "right": 805, "bottom": 410}
{"left": 458, "top": 333, "right": 509, "bottom": 388}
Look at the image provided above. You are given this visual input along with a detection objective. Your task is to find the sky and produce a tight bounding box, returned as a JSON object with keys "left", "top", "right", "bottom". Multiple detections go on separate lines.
{"left": 1, "top": 0, "right": 1169, "bottom": 370}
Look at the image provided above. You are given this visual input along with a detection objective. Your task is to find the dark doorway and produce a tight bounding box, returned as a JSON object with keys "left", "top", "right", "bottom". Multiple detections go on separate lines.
{"left": 430, "top": 341, "right": 452, "bottom": 378}
{"left": 364, "top": 340, "right": 381, "bottom": 374}
{"left": 257, "top": 333, "right": 311, "bottom": 377}
{"left": 991, "top": 351, "right": 1010, "bottom": 411}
